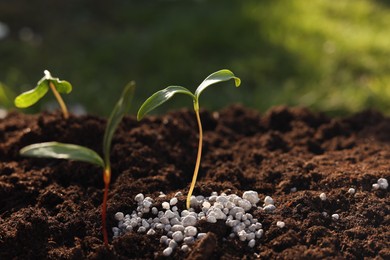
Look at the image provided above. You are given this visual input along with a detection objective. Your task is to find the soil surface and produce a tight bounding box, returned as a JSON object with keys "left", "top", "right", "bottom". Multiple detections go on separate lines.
{"left": 0, "top": 105, "right": 389, "bottom": 259}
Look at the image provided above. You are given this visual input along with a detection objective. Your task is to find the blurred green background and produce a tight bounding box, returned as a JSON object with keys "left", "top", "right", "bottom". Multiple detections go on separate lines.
{"left": 1, "top": 0, "right": 390, "bottom": 116}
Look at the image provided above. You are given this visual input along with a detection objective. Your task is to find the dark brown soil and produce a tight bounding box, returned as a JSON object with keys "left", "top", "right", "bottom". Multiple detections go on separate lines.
{"left": 0, "top": 105, "right": 389, "bottom": 259}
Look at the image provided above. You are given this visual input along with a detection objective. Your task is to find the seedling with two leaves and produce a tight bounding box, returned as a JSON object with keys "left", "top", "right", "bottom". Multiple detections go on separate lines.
{"left": 19, "top": 82, "right": 135, "bottom": 247}
{"left": 14, "top": 70, "right": 72, "bottom": 118}
{"left": 137, "top": 69, "right": 241, "bottom": 209}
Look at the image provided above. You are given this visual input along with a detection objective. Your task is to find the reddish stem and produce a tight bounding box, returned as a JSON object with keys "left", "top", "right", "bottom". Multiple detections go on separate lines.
{"left": 102, "top": 176, "right": 109, "bottom": 247}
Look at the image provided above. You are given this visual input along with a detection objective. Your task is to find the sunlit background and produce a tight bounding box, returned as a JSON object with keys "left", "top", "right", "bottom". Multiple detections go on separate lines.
{"left": 1, "top": 0, "right": 390, "bottom": 116}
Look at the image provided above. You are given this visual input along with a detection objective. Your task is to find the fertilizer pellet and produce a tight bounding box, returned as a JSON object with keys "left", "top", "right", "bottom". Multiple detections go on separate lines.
{"left": 207, "top": 215, "right": 217, "bottom": 223}
{"left": 181, "top": 244, "right": 189, "bottom": 252}
{"left": 147, "top": 229, "right": 156, "bottom": 235}
{"left": 164, "top": 210, "right": 175, "bottom": 219}
{"left": 169, "top": 239, "right": 178, "bottom": 249}
{"left": 115, "top": 212, "right": 124, "bottom": 221}
{"left": 183, "top": 236, "right": 195, "bottom": 245}
{"left": 184, "top": 226, "right": 197, "bottom": 237}
{"left": 160, "top": 235, "right": 168, "bottom": 244}
{"left": 246, "top": 232, "right": 255, "bottom": 240}
{"left": 170, "top": 218, "right": 181, "bottom": 226}
{"left": 276, "top": 221, "right": 285, "bottom": 228}
{"left": 347, "top": 188, "right": 355, "bottom": 194}
{"left": 172, "top": 231, "right": 184, "bottom": 242}
{"left": 135, "top": 193, "right": 144, "bottom": 202}
{"left": 137, "top": 226, "right": 146, "bottom": 233}
{"left": 264, "top": 196, "right": 274, "bottom": 206}
{"left": 162, "top": 202, "right": 170, "bottom": 210}
{"left": 263, "top": 204, "right": 276, "bottom": 212}
{"left": 170, "top": 197, "right": 178, "bottom": 206}
{"left": 171, "top": 224, "right": 185, "bottom": 232}
{"left": 182, "top": 215, "right": 197, "bottom": 226}
{"left": 332, "top": 214, "right": 339, "bottom": 220}
{"left": 202, "top": 201, "right": 211, "bottom": 209}
{"left": 255, "top": 229, "right": 263, "bottom": 239}
{"left": 377, "top": 178, "right": 388, "bottom": 189}
{"left": 319, "top": 193, "right": 327, "bottom": 201}
{"left": 163, "top": 247, "right": 173, "bottom": 256}
{"left": 197, "top": 233, "right": 207, "bottom": 239}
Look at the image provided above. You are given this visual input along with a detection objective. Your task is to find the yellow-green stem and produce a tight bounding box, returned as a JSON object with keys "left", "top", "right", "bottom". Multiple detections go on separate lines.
{"left": 186, "top": 104, "right": 203, "bottom": 209}
{"left": 49, "top": 82, "right": 69, "bottom": 119}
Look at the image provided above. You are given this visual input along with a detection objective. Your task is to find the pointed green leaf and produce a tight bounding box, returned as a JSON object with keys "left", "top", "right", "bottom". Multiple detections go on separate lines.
{"left": 14, "top": 70, "right": 72, "bottom": 108}
{"left": 20, "top": 142, "right": 105, "bottom": 168}
{"left": 194, "top": 69, "right": 241, "bottom": 99}
{"left": 137, "top": 86, "right": 195, "bottom": 120}
{"left": 103, "top": 81, "right": 135, "bottom": 166}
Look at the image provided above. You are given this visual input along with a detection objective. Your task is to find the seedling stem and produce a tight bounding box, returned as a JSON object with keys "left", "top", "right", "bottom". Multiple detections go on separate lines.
{"left": 187, "top": 102, "right": 203, "bottom": 208}
{"left": 49, "top": 81, "right": 69, "bottom": 119}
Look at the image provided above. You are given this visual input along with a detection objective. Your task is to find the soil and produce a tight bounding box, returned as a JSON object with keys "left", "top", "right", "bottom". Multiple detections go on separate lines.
{"left": 0, "top": 105, "right": 389, "bottom": 259}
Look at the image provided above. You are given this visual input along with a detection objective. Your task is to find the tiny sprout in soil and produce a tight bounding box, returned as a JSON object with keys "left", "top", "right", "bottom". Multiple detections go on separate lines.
{"left": 14, "top": 70, "right": 72, "bottom": 119}
{"left": 19, "top": 81, "right": 135, "bottom": 247}
{"left": 137, "top": 69, "right": 241, "bottom": 209}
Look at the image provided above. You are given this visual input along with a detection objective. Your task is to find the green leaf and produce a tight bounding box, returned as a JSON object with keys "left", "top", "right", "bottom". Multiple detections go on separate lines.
{"left": 14, "top": 82, "right": 49, "bottom": 108}
{"left": 14, "top": 70, "right": 72, "bottom": 108}
{"left": 43, "top": 70, "right": 72, "bottom": 94}
{"left": 0, "top": 82, "right": 14, "bottom": 108}
{"left": 194, "top": 69, "right": 241, "bottom": 99}
{"left": 137, "top": 86, "right": 195, "bottom": 120}
{"left": 20, "top": 142, "right": 105, "bottom": 168}
{"left": 103, "top": 81, "right": 135, "bottom": 166}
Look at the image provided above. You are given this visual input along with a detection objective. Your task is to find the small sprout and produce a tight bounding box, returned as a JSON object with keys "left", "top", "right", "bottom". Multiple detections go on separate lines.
{"left": 14, "top": 70, "right": 72, "bottom": 118}
{"left": 137, "top": 69, "right": 241, "bottom": 209}
{"left": 19, "top": 82, "right": 135, "bottom": 247}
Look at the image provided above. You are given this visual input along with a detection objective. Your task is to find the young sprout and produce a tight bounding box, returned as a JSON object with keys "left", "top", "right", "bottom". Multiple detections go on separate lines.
{"left": 137, "top": 69, "right": 241, "bottom": 209}
{"left": 19, "top": 82, "right": 135, "bottom": 247}
{"left": 14, "top": 70, "right": 72, "bottom": 118}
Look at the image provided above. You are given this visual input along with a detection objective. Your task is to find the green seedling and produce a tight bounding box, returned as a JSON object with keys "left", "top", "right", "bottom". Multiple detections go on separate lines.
{"left": 20, "top": 82, "right": 135, "bottom": 247}
{"left": 137, "top": 69, "right": 241, "bottom": 209}
{"left": 0, "top": 82, "right": 15, "bottom": 109}
{"left": 14, "top": 70, "right": 72, "bottom": 118}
